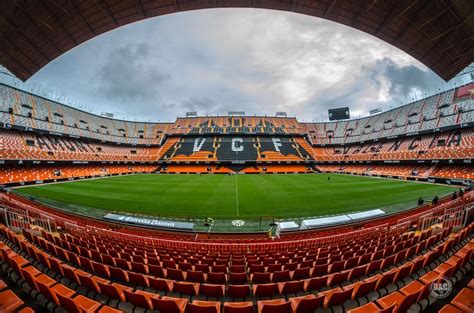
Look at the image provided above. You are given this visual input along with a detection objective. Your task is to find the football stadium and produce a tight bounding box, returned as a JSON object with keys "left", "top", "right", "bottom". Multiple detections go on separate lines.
{"left": 0, "top": 1, "right": 473, "bottom": 313}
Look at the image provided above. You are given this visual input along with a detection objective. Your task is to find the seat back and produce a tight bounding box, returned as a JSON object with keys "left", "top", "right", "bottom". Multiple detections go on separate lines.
{"left": 151, "top": 298, "right": 183, "bottom": 313}
{"left": 397, "top": 289, "right": 421, "bottom": 312}
{"left": 254, "top": 283, "right": 279, "bottom": 297}
{"left": 328, "top": 270, "right": 349, "bottom": 286}
{"left": 149, "top": 277, "right": 173, "bottom": 292}
{"left": 353, "top": 278, "right": 377, "bottom": 299}
{"left": 305, "top": 276, "right": 326, "bottom": 291}
{"left": 99, "top": 281, "right": 123, "bottom": 300}
{"left": 128, "top": 271, "right": 149, "bottom": 287}
{"left": 188, "top": 301, "right": 220, "bottom": 313}
{"left": 77, "top": 273, "right": 98, "bottom": 293}
{"left": 21, "top": 269, "right": 38, "bottom": 291}
{"left": 57, "top": 293, "right": 80, "bottom": 313}
{"left": 175, "top": 281, "right": 199, "bottom": 296}
{"left": 109, "top": 266, "right": 129, "bottom": 282}
{"left": 376, "top": 270, "right": 396, "bottom": 290}
{"left": 124, "top": 290, "right": 152, "bottom": 309}
{"left": 227, "top": 284, "right": 250, "bottom": 299}
{"left": 207, "top": 272, "right": 226, "bottom": 284}
{"left": 326, "top": 288, "right": 353, "bottom": 307}
{"left": 293, "top": 294, "right": 324, "bottom": 313}
{"left": 281, "top": 280, "right": 304, "bottom": 295}
{"left": 200, "top": 284, "right": 225, "bottom": 298}
{"left": 260, "top": 301, "right": 291, "bottom": 313}
{"left": 252, "top": 272, "right": 271, "bottom": 284}
{"left": 36, "top": 280, "right": 59, "bottom": 304}
{"left": 187, "top": 270, "right": 206, "bottom": 283}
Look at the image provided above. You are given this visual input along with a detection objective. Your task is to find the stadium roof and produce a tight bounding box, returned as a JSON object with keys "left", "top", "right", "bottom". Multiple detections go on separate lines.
{"left": 0, "top": 0, "right": 473, "bottom": 81}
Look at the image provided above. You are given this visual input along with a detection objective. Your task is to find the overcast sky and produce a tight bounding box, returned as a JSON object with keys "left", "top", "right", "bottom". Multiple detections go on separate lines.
{"left": 5, "top": 8, "right": 472, "bottom": 122}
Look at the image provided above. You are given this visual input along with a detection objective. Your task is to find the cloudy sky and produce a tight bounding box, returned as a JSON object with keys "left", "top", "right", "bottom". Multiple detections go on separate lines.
{"left": 5, "top": 8, "right": 472, "bottom": 122}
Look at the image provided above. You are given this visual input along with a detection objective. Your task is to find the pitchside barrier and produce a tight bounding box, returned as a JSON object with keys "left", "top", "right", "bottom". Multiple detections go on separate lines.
{"left": 0, "top": 191, "right": 472, "bottom": 253}
{"left": 52, "top": 203, "right": 471, "bottom": 253}
{"left": 62, "top": 222, "right": 390, "bottom": 253}
{"left": 0, "top": 203, "right": 471, "bottom": 253}
{"left": 419, "top": 204, "right": 472, "bottom": 232}
{"left": 396, "top": 195, "right": 468, "bottom": 229}
{"left": 0, "top": 205, "right": 56, "bottom": 233}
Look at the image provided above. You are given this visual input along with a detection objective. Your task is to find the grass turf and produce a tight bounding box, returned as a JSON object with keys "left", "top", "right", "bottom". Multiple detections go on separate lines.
{"left": 15, "top": 173, "right": 457, "bottom": 220}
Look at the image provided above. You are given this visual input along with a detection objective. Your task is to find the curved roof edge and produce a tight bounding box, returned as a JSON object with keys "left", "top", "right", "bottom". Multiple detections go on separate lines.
{"left": 0, "top": 1, "right": 473, "bottom": 81}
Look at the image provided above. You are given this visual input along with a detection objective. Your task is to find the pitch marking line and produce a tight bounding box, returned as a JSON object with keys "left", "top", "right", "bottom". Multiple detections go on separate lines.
{"left": 235, "top": 174, "right": 240, "bottom": 217}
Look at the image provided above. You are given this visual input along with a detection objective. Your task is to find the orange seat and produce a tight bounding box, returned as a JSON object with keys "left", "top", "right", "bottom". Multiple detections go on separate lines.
{"left": 348, "top": 276, "right": 378, "bottom": 300}
{"left": 439, "top": 304, "right": 464, "bottom": 313}
{"left": 151, "top": 296, "right": 188, "bottom": 313}
{"left": 128, "top": 271, "right": 149, "bottom": 287}
{"left": 187, "top": 270, "right": 207, "bottom": 283}
{"left": 61, "top": 264, "right": 83, "bottom": 285}
{"left": 292, "top": 267, "right": 311, "bottom": 280}
{"left": 78, "top": 273, "right": 109, "bottom": 294}
{"left": 451, "top": 288, "right": 474, "bottom": 312}
{"left": 123, "top": 289, "right": 157, "bottom": 309}
{"left": 399, "top": 280, "right": 424, "bottom": 295}
{"left": 200, "top": 284, "right": 225, "bottom": 299}
{"left": 468, "top": 279, "right": 474, "bottom": 290}
{"left": 322, "top": 287, "right": 353, "bottom": 307}
{"left": 17, "top": 265, "right": 41, "bottom": 280}
{"left": 251, "top": 272, "right": 272, "bottom": 284}
{"left": 253, "top": 283, "right": 279, "bottom": 298}
{"left": 375, "top": 269, "right": 396, "bottom": 290}
{"left": 92, "top": 262, "right": 111, "bottom": 278}
{"left": 229, "top": 272, "right": 248, "bottom": 284}
{"left": 23, "top": 269, "right": 56, "bottom": 292}
{"left": 257, "top": 299, "right": 291, "bottom": 313}
{"left": 304, "top": 276, "right": 326, "bottom": 291}
{"left": 227, "top": 284, "right": 251, "bottom": 299}
{"left": 207, "top": 272, "right": 227, "bottom": 284}
{"left": 377, "top": 288, "right": 421, "bottom": 312}
{"left": 57, "top": 293, "right": 101, "bottom": 313}
{"left": 0, "top": 289, "right": 24, "bottom": 312}
{"left": 97, "top": 305, "right": 124, "bottom": 313}
{"left": 272, "top": 270, "right": 291, "bottom": 282}
{"left": 223, "top": 301, "right": 253, "bottom": 313}
{"left": 109, "top": 267, "right": 129, "bottom": 282}
{"left": 97, "top": 281, "right": 132, "bottom": 302}
{"left": 278, "top": 280, "right": 304, "bottom": 295}
{"left": 38, "top": 281, "right": 75, "bottom": 305}
{"left": 419, "top": 271, "right": 441, "bottom": 284}
{"left": 289, "top": 294, "right": 324, "bottom": 313}
{"left": 189, "top": 300, "right": 221, "bottom": 313}
{"left": 174, "top": 281, "right": 200, "bottom": 296}
{"left": 167, "top": 268, "right": 186, "bottom": 281}
{"left": 327, "top": 270, "right": 349, "bottom": 286}
{"left": 149, "top": 277, "right": 174, "bottom": 292}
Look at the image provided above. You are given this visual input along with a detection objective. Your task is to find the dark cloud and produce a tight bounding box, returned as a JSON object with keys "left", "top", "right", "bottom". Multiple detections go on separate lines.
{"left": 382, "top": 58, "right": 445, "bottom": 98}
{"left": 25, "top": 9, "right": 470, "bottom": 122}
{"left": 96, "top": 43, "right": 170, "bottom": 103}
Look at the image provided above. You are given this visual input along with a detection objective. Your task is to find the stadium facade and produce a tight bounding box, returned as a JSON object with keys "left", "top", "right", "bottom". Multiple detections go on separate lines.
{"left": 0, "top": 82, "right": 472, "bottom": 186}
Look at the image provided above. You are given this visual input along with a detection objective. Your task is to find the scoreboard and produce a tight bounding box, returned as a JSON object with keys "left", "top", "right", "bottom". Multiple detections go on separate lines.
{"left": 328, "top": 107, "right": 350, "bottom": 121}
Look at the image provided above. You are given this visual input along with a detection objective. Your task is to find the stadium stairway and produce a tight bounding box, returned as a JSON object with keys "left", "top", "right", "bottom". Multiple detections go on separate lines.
{"left": 0, "top": 222, "right": 472, "bottom": 313}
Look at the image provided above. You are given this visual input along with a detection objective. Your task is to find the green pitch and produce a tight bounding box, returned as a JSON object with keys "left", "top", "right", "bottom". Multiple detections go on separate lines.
{"left": 16, "top": 173, "right": 456, "bottom": 220}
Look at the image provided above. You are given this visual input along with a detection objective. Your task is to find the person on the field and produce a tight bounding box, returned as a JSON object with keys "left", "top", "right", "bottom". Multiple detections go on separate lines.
{"left": 328, "top": 176, "right": 330, "bottom": 181}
